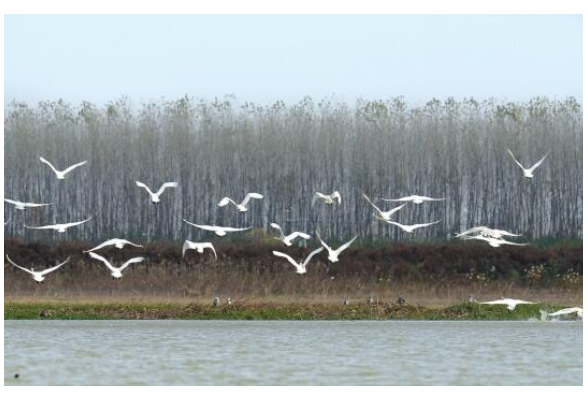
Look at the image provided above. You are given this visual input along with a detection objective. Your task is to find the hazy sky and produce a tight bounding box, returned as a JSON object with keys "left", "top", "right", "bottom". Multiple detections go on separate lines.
{"left": 4, "top": 14, "right": 583, "bottom": 106}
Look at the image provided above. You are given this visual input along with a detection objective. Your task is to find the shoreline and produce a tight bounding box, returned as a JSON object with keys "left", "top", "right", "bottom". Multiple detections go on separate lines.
{"left": 4, "top": 301, "right": 576, "bottom": 321}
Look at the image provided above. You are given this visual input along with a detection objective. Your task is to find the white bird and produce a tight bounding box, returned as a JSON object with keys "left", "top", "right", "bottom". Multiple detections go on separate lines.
{"left": 88, "top": 252, "right": 144, "bottom": 279}
{"left": 135, "top": 181, "right": 178, "bottom": 204}
{"left": 182, "top": 240, "right": 217, "bottom": 259}
{"left": 383, "top": 195, "right": 445, "bottom": 204}
{"left": 4, "top": 198, "right": 51, "bottom": 211}
{"left": 272, "top": 247, "right": 324, "bottom": 274}
{"left": 461, "top": 234, "right": 528, "bottom": 248}
{"left": 218, "top": 193, "right": 264, "bottom": 212}
{"left": 183, "top": 219, "right": 252, "bottom": 237}
{"left": 39, "top": 157, "right": 87, "bottom": 180}
{"left": 455, "top": 226, "right": 522, "bottom": 239}
{"left": 362, "top": 194, "right": 407, "bottom": 221}
{"left": 312, "top": 191, "right": 341, "bottom": 206}
{"left": 6, "top": 255, "right": 70, "bottom": 283}
{"left": 83, "top": 238, "right": 143, "bottom": 253}
{"left": 24, "top": 217, "right": 92, "bottom": 233}
{"left": 270, "top": 223, "right": 312, "bottom": 246}
{"left": 381, "top": 220, "right": 442, "bottom": 234}
{"left": 507, "top": 148, "right": 549, "bottom": 179}
{"left": 548, "top": 307, "right": 583, "bottom": 319}
{"left": 315, "top": 231, "right": 358, "bottom": 263}
{"left": 478, "top": 298, "right": 535, "bottom": 311}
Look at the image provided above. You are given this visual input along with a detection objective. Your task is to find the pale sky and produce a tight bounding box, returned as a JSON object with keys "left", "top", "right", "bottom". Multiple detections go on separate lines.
{"left": 4, "top": 14, "right": 583, "bottom": 106}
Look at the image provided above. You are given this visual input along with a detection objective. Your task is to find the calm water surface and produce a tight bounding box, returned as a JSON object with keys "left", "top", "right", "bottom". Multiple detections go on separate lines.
{"left": 4, "top": 320, "right": 582, "bottom": 385}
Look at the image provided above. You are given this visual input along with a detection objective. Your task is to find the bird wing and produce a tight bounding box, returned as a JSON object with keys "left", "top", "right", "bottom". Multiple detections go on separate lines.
{"left": 270, "top": 223, "right": 285, "bottom": 239}
{"left": 286, "top": 232, "right": 312, "bottom": 241}
{"left": 6, "top": 255, "right": 34, "bottom": 275}
{"left": 218, "top": 197, "right": 237, "bottom": 208}
{"left": 24, "top": 224, "right": 58, "bottom": 230}
{"left": 64, "top": 217, "right": 92, "bottom": 228}
{"left": 119, "top": 257, "right": 144, "bottom": 272}
{"left": 479, "top": 299, "right": 506, "bottom": 305}
{"left": 455, "top": 227, "right": 486, "bottom": 237}
{"left": 83, "top": 239, "right": 115, "bottom": 253}
{"left": 4, "top": 199, "right": 19, "bottom": 206}
{"left": 155, "top": 182, "right": 178, "bottom": 197}
{"left": 272, "top": 251, "right": 299, "bottom": 269}
{"left": 330, "top": 191, "right": 342, "bottom": 204}
{"left": 135, "top": 181, "right": 155, "bottom": 196}
{"left": 222, "top": 226, "right": 253, "bottom": 232}
{"left": 383, "top": 195, "right": 413, "bottom": 202}
{"left": 315, "top": 230, "right": 332, "bottom": 251}
{"left": 39, "top": 156, "right": 60, "bottom": 175}
{"left": 492, "top": 229, "right": 522, "bottom": 237}
{"left": 412, "top": 220, "right": 442, "bottom": 229}
{"left": 302, "top": 247, "right": 324, "bottom": 267}
{"left": 385, "top": 221, "right": 406, "bottom": 229}
{"left": 40, "top": 257, "right": 70, "bottom": 276}
{"left": 182, "top": 240, "right": 195, "bottom": 257}
{"left": 312, "top": 192, "right": 326, "bottom": 206}
{"left": 182, "top": 219, "right": 214, "bottom": 231}
{"left": 120, "top": 239, "right": 143, "bottom": 248}
{"left": 61, "top": 160, "right": 88, "bottom": 175}
{"left": 202, "top": 243, "right": 217, "bottom": 260}
{"left": 423, "top": 196, "right": 445, "bottom": 202}
{"left": 529, "top": 151, "right": 549, "bottom": 173}
{"left": 362, "top": 193, "right": 383, "bottom": 214}
{"left": 88, "top": 252, "right": 116, "bottom": 273}
{"left": 23, "top": 202, "right": 51, "bottom": 207}
{"left": 4, "top": 219, "right": 11, "bottom": 225}
{"left": 383, "top": 203, "right": 407, "bottom": 217}
{"left": 498, "top": 239, "right": 528, "bottom": 246}
{"left": 335, "top": 235, "right": 358, "bottom": 254}
{"left": 507, "top": 149, "right": 526, "bottom": 171}
{"left": 241, "top": 192, "right": 263, "bottom": 206}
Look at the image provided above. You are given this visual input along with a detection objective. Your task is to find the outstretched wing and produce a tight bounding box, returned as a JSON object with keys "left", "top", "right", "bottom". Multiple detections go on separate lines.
{"left": 61, "top": 160, "right": 88, "bottom": 175}
{"left": 120, "top": 257, "right": 144, "bottom": 271}
{"left": 335, "top": 235, "right": 358, "bottom": 254}
{"left": 135, "top": 181, "right": 155, "bottom": 196}
{"left": 302, "top": 247, "right": 324, "bottom": 267}
{"left": 88, "top": 252, "right": 116, "bottom": 273}
{"left": 315, "top": 230, "right": 332, "bottom": 252}
{"left": 286, "top": 232, "right": 312, "bottom": 241}
{"left": 383, "top": 203, "right": 407, "bottom": 217}
{"left": 6, "top": 255, "right": 34, "bottom": 275}
{"left": 362, "top": 193, "right": 383, "bottom": 214}
{"left": 529, "top": 151, "right": 549, "bottom": 173}
{"left": 412, "top": 220, "right": 442, "bottom": 229}
{"left": 24, "top": 224, "right": 58, "bottom": 231}
{"left": 270, "top": 223, "right": 284, "bottom": 239}
{"left": 155, "top": 182, "right": 178, "bottom": 197}
{"left": 479, "top": 300, "right": 505, "bottom": 306}
{"left": 182, "top": 219, "right": 214, "bottom": 231}
{"left": 222, "top": 226, "right": 253, "bottom": 232}
{"left": 83, "top": 239, "right": 116, "bottom": 253}
{"left": 218, "top": 197, "right": 237, "bottom": 208}
{"left": 272, "top": 251, "right": 299, "bottom": 269}
{"left": 383, "top": 195, "right": 413, "bottom": 202}
{"left": 241, "top": 192, "right": 263, "bottom": 206}
{"left": 4, "top": 199, "right": 19, "bottom": 206}
{"left": 507, "top": 148, "right": 526, "bottom": 171}
{"left": 39, "top": 156, "right": 60, "bottom": 175}
{"left": 40, "top": 257, "right": 71, "bottom": 276}
{"left": 182, "top": 240, "right": 195, "bottom": 257}
{"left": 330, "top": 191, "right": 342, "bottom": 204}
{"left": 312, "top": 192, "right": 326, "bottom": 207}
{"left": 120, "top": 239, "right": 143, "bottom": 248}
{"left": 202, "top": 243, "right": 217, "bottom": 260}
{"left": 499, "top": 239, "right": 528, "bottom": 247}
{"left": 23, "top": 202, "right": 51, "bottom": 208}
{"left": 65, "top": 217, "right": 92, "bottom": 228}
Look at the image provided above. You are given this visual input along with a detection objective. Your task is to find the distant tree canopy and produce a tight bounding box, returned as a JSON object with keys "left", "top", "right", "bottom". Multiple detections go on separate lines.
{"left": 3, "top": 96, "right": 583, "bottom": 243}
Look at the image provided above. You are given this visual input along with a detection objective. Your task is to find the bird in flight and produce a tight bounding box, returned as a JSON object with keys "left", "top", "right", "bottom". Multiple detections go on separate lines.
{"left": 183, "top": 219, "right": 252, "bottom": 237}
{"left": 182, "top": 240, "right": 217, "bottom": 259}
{"left": 312, "top": 191, "right": 342, "bottom": 206}
{"left": 478, "top": 298, "right": 534, "bottom": 311}
{"left": 218, "top": 193, "right": 264, "bottom": 212}
{"left": 135, "top": 181, "right": 178, "bottom": 204}
{"left": 507, "top": 148, "right": 549, "bottom": 179}
{"left": 380, "top": 220, "right": 442, "bottom": 234}
{"left": 315, "top": 231, "right": 358, "bottom": 262}
{"left": 272, "top": 247, "right": 324, "bottom": 274}
{"left": 39, "top": 157, "right": 87, "bottom": 180}
{"left": 362, "top": 193, "right": 407, "bottom": 221}
{"left": 547, "top": 307, "right": 583, "bottom": 320}
{"left": 87, "top": 252, "right": 144, "bottom": 279}
{"left": 24, "top": 217, "right": 92, "bottom": 233}
{"left": 83, "top": 238, "right": 143, "bottom": 253}
{"left": 455, "top": 226, "right": 521, "bottom": 239}
{"left": 4, "top": 198, "right": 51, "bottom": 211}
{"left": 6, "top": 255, "right": 70, "bottom": 283}
{"left": 461, "top": 234, "right": 528, "bottom": 248}
{"left": 383, "top": 195, "right": 445, "bottom": 204}
{"left": 270, "top": 223, "right": 311, "bottom": 246}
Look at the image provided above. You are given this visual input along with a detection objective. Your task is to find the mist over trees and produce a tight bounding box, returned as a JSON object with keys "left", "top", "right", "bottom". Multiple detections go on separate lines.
{"left": 3, "top": 96, "right": 582, "bottom": 243}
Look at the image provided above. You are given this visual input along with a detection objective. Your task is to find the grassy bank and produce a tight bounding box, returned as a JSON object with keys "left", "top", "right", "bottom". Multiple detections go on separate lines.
{"left": 4, "top": 301, "right": 572, "bottom": 321}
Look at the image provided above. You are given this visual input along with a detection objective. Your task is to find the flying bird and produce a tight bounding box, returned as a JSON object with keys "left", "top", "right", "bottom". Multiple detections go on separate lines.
{"left": 461, "top": 234, "right": 528, "bottom": 248}
{"left": 6, "top": 255, "right": 70, "bottom": 283}
{"left": 270, "top": 223, "right": 311, "bottom": 246}
{"left": 182, "top": 240, "right": 217, "bottom": 259}
{"left": 39, "top": 156, "right": 87, "bottom": 180}
{"left": 24, "top": 217, "right": 92, "bottom": 233}
{"left": 316, "top": 231, "right": 358, "bottom": 262}
{"left": 312, "top": 191, "right": 341, "bottom": 206}
{"left": 88, "top": 252, "right": 144, "bottom": 279}
{"left": 272, "top": 247, "right": 324, "bottom": 274}
{"left": 383, "top": 195, "right": 445, "bottom": 204}
{"left": 507, "top": 148, "right": 549, "bottom": 179}
{"left": 362, "top": 193, "right": 407, "bottom": 221}
{"left": 4, "top": 198, "right": 51, "bottom": 211}
{"left": 218, "top": 193, "right": 264, "bottom": 212}
{"left": 381, "top": 220, "right": 442, "bottom": 234}
{"left": 547, "top": 307, "right": 583, "bottom": 320}
{"left": 183, "top": 219, "right": 252, "bottom": 237}
{"left": 135, "top": 181, "right": 178, "bottom": 204}
{"left": 83, "top": 238, "right": 143, "bottom": 253}
{"left": 478, "top": 298, "right": 535, "bottom": 311}
{"left": 455, "top": 226, "right": 522, "bottom": 239}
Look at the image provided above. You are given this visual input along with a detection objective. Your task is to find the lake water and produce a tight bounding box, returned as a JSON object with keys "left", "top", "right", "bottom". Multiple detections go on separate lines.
{"left": 4, "top": 320, "right": 582, "bottom": 385}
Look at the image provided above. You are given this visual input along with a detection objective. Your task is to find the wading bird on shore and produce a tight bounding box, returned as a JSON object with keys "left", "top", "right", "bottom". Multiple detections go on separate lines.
{"left": 270, "top": 223, "right": 312, "bottom": 246}
{"left": 272, "top": 247, "right": 324, "bottom": 274}
{"left": 6, "top": 255, "right": 70, "bottom": 283}
{"left": 218, "top": 193, "right": 264, "bottom": 212}
{"left": 88, "top": 252, "right": 144, "bottom": 279}
{"left": 455, "top": 226, "right": 521, "bottom": 239}
{"left": 461, "top": 234, "right": 528, "bottom": 248}
{"left": 39, "top": 157, "right": 87, "bottom": 180}
{"left": 507, "top": 148, "right": 549, "bottom": 179}
{"left": 24, "top": 217, "right": 92, "bottom": 233}
{"left": 135, "top": 181, "right": 178, "bottom": 204}
{"left": 316, "top": 231, "right": 358, "bottom": 262}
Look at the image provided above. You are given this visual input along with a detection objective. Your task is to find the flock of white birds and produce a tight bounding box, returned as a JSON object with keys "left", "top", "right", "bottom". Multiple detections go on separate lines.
{"left": 2, "top": 150, "right": 583, "bottom": 319}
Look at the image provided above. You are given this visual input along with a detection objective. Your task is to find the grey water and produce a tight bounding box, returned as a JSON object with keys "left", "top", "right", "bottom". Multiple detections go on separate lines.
{"left": 4, "top": 320, "right": 582, "bottom": 385}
